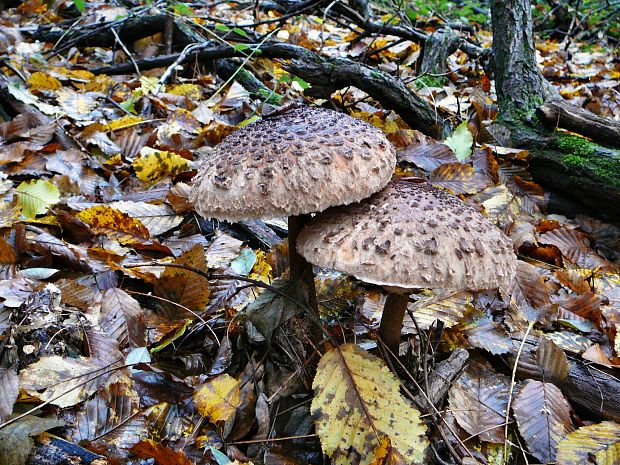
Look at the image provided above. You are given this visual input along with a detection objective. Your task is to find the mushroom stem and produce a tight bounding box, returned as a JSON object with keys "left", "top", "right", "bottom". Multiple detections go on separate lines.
{"left": 288, "top": 214, "right": 318, "bottom": 313}
{"left": 379, "top": 292, "right": 410, "bottom": 356}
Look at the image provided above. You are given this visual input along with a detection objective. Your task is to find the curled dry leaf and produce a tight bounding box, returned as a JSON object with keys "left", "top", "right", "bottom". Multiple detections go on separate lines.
{"left": 398, "top": 141, "right": 457, "bottom": 171}
{"left": 508, "top": 260, "right": 557, "bottom": 323}
{"left": 536, "top": 337, "right": 570, "bottom": 385}
{"left": 512, "top": 380, "right": 574, "bottom": 462}
{"left": 540, "top": 228, "right": 614, "bottom": 270}
{"left": 311, "top": 344, "right": 427, "bottom": 465}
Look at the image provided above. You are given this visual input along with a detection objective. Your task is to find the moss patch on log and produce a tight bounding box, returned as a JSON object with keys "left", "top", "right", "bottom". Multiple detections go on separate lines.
{"left": 555, "top": 133, "right": 620, "bottom": 188}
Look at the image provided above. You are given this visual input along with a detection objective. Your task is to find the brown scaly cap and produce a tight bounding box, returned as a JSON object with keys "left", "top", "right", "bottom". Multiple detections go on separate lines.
{"left": 297, "top": 179, "right": 517, "bottom": 291}
{"left": 189, "top": 106, "right": 396, "bottom": 222}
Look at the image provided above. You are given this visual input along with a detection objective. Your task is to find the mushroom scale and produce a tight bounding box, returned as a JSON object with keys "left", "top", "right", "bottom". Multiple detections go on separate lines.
{"left": 296, "top": 179, "right": 517, "bottom": 291}
{"left": 189, "top": 106, "right": 396, "bottom": 222}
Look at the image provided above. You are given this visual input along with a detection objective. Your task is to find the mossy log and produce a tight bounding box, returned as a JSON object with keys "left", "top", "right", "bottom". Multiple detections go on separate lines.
{"left": 511, "top": 127, "right": 620, "bottom": 222}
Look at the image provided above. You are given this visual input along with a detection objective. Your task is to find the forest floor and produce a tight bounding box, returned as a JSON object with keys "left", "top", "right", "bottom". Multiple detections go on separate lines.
{"left": 0, "top": 1, "right": 619, "bottom": 464}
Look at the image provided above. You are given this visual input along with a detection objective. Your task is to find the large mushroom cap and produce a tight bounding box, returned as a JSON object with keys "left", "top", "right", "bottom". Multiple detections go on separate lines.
{"left": 297, "top": 179, "right": 517, "bottom": 291}
{"left": 189, "top": 106, "right": 396, "bottom": 222}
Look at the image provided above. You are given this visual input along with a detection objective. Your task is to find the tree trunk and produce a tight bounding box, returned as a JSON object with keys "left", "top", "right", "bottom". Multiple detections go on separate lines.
{"left": 490, "top": 0, "right": 620, "bottom": 221}
{"left": 490, "top": 0, "right": 555, "bottom": 121}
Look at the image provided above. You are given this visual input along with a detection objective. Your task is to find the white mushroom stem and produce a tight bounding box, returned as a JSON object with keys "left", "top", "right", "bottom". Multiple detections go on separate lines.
{"left": 379, "top": 292, "right": 410, "bottom": 356}
{"left": 288, "top": 214, "right": 318, "bottom": 313}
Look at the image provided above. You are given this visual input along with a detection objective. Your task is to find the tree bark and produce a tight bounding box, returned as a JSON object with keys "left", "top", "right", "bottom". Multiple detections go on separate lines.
{"left": 537, "top": 100, "right": 620, "bottom": 148}
{"left": 490, "top": 0, "right": 620, "bottom": 221}
{"left": 491, "top": 0, "right": 556, "bottom": 120}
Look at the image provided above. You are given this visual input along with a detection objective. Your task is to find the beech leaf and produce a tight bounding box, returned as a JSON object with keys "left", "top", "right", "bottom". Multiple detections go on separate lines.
{"left": 311, "top": 343, "right": 428, "bottom": 465}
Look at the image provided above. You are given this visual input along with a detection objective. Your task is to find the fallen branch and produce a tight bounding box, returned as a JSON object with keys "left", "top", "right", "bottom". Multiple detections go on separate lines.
{"left": 91, "top": 42, "right": 449, "bottom": 137}
{"left": 537, "top": 100, "right": 620, "bottom": 148}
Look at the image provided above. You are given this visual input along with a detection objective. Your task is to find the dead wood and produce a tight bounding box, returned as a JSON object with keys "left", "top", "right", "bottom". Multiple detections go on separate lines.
{"left": 537, "top": 100, "right": 620, "bottom": 148}
{"left": 413, "top": 348, "right": 469, "bottom": 413}
{"left": 28, "top": 434, "right": 106, "bottom": 465}
{"left": 562, "top": 361, "right": 620, "bottom": 423}
{"left": 91, "top": 42, "right": 449, "bottom": 138}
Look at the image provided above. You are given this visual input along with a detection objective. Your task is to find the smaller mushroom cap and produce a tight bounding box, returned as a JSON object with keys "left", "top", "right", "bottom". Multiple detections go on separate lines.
{"left": 189, "top": 106, "right": 396, "bottom": 222}
{"left": 297, "top": 179, "right": 517, "bottom": 291}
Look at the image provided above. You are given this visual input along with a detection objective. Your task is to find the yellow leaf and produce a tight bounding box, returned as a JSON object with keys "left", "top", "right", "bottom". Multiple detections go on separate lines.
{"left": 52, "top": 67, "right": 95, "bottom": 82}
{"left": 28, "top": 72, "right": 62, "bottom": 92}
{"left": 194, "top": 374, "right": 241, "bottom": 423}
{"left": 133, "top": 148, "right": 190, "bottom": 183}
{"left": 16, "top": 179, "right": 61, "bottom": 218}
{"left": 140, "top": 76, "right": 160, "bottom": 95}
{"left": 103, "top": 115, "right": 144, "bottom": 132}
{"left": 249, "top": 250, "right": 272, "bottom": 284}
{"left": 77, "top": 205, "right": 149, "bottom": 244}
{"left": 83, "top": 74, "right": 116, "bottom": 92}
{"left": 168, "top": 84, "right": 202, "bottom": 100}
{"left": 557, "top": 421, "right": 620, "bottom": 465}
{"left": 312, "top": 344, "right": 428, "bottom": 465}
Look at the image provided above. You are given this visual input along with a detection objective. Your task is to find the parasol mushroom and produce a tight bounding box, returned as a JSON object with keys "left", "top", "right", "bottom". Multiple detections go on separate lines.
{"left": 189, "top": 106, "right": 396, "bottom": 311}
{"left": 296, "top": 178, "right": 517, "bottom": 354}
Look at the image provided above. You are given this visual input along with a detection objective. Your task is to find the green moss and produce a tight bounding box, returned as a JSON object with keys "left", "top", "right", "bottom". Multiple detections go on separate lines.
{"left": 557, "top": 134, "right": 620, "bottom": 188}
{"left": 556, "top": 133, "right": 598, "bottom": 157}
{"left": 415, "top": 75, "right": 446, "bottom": 89}
{"left": 563, "top": 154, "right": 587, "bottom": 168}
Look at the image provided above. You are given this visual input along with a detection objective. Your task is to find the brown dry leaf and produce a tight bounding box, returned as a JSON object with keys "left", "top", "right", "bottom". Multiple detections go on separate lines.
{"left": 130, "top": 439, "right": 194, "bottom": 465}
{"left": 100, "top": 288, "right": 146, "bottom": 348}
{"left": 0, "top": 237, "right": 17, "bottom": 264}
{"left": 28, "top": 232, "right": 90, "bottom": 271}
{"left": 429, "top": 163, "right": 490, "bottom": 194}
{"left": 582, "top": 344, "right": 619, "bottom": 367}
{"left": 557, "top": 421, "right": 620, "bottom": 465}
{"left": 71, "top": 378, "right": 144, "bottom": 447}
{"left": 311, "top": 344, "right": 427, "bottom": 465}
{"left": 556, "top": 269, "right": 592, "bottom": 294}
{"left": 508, "top": 261, "right": 557, "bottom": 323}
{"left": 513, "top": 380, "right": 574, "bottom": 463}
{"left": 540, "top": 228, "right": 614, "bottom": 270}
{"left": 193, "top": 374, "right": 241, "bottom": 423}
{"left": 154, "top": 244, "right": 210, "bottom": 318}
{"left": 398, "top": 141, "right": 458, "bottom": 171}
{"left": 536, "top": 337, "right": 569, "bottom": 385}
{"left": 509, "top": 176, "right": 547, "bottom": 214}
{"left": 443, "top": 307, "right": 513, "bottom": 355}
{"left": 559, "top": 292, "right": 603, "bottom": 328}
{"left": 448, "top": 359, "right": 510, "bottom": 443}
